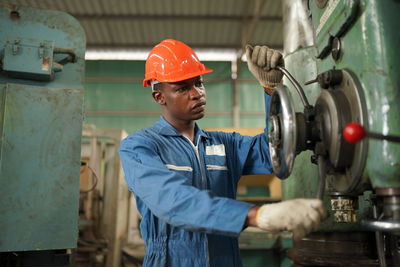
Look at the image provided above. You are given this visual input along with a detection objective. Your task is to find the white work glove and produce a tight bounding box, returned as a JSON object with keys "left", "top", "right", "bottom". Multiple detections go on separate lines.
{"left": 256, "top": 198, "right": 326, "bottom": 240}
{"left": 245, "top": 44, "right": 284, "bottom": 94}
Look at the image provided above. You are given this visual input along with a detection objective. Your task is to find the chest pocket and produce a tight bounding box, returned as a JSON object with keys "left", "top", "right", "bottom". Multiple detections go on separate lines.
{"left": 163, "top": 163, "right": 195, "bottom": 188}
{"left": 205, "top": 144, "right": 228, "bottom": 171}
{"left": 204, "top": 144, "right": 233, "bottom": 196}
{"left": 165, "top": 164, "right": 193, "bottom": 172}
{"left": 162, "top": 151, "right": 195, "bottom": 185}
{"left": 157, "top": 135, "right": 195, "bottom": 178}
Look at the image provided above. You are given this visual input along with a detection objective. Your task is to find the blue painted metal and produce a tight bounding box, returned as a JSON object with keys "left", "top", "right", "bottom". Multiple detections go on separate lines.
{"left": 0, "top": 4, "right": 85, "bottom": 89}
{"left": 3, "top": 37, "right": 56, "bottom": 80}
{"left": 0, "top": 4, "right": 85, "bottom": 251}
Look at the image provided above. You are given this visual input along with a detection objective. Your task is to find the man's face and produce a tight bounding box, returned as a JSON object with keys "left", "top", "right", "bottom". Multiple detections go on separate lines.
{"left": 153, "top": 76, "right": 206, "bottom": 122}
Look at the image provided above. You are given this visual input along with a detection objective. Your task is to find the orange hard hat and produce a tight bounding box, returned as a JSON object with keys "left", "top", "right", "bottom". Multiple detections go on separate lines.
{"left": 143, "top": 39, "right": 213, "bottom": 87}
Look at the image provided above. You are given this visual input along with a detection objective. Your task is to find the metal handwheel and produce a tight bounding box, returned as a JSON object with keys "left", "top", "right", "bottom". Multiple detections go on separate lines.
{"left": 268, "top": 84, "right": 297, "bottom": 178}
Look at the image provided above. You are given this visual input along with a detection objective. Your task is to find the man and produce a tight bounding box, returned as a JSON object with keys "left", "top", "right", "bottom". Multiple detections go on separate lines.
{"left": 119, "top": 39, "right": 325, "bottom": 267}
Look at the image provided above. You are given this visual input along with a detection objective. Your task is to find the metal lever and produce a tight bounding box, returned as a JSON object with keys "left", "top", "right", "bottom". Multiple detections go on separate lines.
{"left": 344, "top": 123, "right": 400, "bottom": 144}
{"left": 304, "top": 69, "right": 343, "bottom": 89}
{"left": 304, "top": 78, "right": 318, "bottom": 85}
{"left": 277, "top": 66, "right": 311, "bottom": 109}
{"left": 54, "top": 46, "right": 77, "bottom": 64}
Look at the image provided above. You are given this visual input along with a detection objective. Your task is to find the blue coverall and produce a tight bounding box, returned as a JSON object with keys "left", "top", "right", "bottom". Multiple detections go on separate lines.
{"left": 119, "top": 94, "right": 273, "bottom": 266}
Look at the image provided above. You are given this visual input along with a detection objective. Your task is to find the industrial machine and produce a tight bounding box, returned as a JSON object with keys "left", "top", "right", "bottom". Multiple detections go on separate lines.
{"left": 79, "top": 125, "right": 135, "bottom": 267}
{"left": 272, "top": 0, "right": 400, "bottom": 266}
{"left": 0, "top": 4, "right": 85, "bottom": 266}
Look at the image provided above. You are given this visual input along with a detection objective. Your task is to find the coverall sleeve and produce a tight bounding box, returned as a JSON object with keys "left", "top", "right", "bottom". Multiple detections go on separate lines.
{"left": 119, "top": 136, "right": 253, "bottom": 237}
{"left": 227, "top": 92, "right": 274, "bottom": 176}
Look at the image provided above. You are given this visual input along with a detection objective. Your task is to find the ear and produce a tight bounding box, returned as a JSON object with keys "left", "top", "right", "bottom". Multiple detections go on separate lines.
{"left": 152, "top": 90, "right": 166, "bottom": 105}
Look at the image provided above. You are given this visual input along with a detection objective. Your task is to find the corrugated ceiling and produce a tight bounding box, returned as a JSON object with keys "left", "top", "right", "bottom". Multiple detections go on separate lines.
{"left": 3, "top": 0, "right": 283, "bottom": 51}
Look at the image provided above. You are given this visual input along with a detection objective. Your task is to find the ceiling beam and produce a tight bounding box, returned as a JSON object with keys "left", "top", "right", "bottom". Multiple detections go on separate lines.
{"left": 86, "top": 43, "right": 283, "bottom": 50}
{"left": 240, "top": 0, "right": 268, "bottom": 50}
{"left": 74, "top": 14, "right": 282, "bottom": 22}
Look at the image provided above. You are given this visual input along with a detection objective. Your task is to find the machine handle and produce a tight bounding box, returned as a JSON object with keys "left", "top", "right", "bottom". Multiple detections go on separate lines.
{"left": 343, "top": 123, "right": 400, "bottom": 144}
{"left": 277, "top": 66, "right": 312, "bottom": 109}
{"left": 54, "top": 46, "right": 77, "bottom": 64}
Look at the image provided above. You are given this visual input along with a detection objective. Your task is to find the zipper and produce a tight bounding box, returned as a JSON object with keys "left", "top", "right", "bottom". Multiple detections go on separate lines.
{"left": 182, "top": 135, "right": 210, "bottom": 266}
{"left": 205, "top": 234, "right": 210, "bottom": 266}
{"left": 183, "top": 135, "right": 207, "bottom": 189}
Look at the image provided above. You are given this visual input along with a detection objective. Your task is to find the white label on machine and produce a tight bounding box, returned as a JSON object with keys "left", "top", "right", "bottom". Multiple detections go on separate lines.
{"left": 316, "top": 0, "right": 341, "bottom": 36}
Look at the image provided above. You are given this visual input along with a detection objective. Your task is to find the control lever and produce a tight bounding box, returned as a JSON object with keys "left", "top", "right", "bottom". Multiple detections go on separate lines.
{"left": 343, "top": 122, "right": 400, "bottom": 144}
{"left": 277, "top": 66, "right": 311, "bottom": 109}
{"left": 304, "top": 69, "right": 343, "bottom": 89}
{"left": 344, "top": 125, "right": 400, "bottom": 234}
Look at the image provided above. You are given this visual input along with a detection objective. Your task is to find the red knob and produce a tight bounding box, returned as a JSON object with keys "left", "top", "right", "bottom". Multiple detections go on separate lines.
{"left": 343, "top": 123, "right": 366, "bottom": 144}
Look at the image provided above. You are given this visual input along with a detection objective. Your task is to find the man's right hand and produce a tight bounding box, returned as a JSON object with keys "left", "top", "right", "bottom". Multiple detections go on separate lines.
{"left": 255, "top": 198, "right": 327, "bottom": 240}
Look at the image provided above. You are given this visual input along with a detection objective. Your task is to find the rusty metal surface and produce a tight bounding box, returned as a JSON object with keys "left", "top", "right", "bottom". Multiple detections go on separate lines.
{"left": 0, "top": 5, "right": 85, "bottom": 252}
{"left": 0, "top": 5, "right": 86, "bottom": 89}
{"left": 287, "top": 232, "right": 380, "bottom": 266}
{"left": 0, "top": 83, "right": 83, "bottom": 251}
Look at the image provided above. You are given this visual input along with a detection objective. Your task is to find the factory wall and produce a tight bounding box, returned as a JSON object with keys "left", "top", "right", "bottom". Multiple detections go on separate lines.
{"left": 84, "top": 60, "right": 265, "bottom": 133}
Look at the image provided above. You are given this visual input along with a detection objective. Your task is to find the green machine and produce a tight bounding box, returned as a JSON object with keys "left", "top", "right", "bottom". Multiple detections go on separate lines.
{"left": 269, "top": 0, "right": 400, "bottom": 266}
{"left": 0, "top": 3, "right": 85, "bottom": 266}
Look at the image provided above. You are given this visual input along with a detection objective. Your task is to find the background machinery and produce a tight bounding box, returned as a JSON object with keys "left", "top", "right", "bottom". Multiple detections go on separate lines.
{"left": 0, "top": 4, "right": 85, "bottom": 266}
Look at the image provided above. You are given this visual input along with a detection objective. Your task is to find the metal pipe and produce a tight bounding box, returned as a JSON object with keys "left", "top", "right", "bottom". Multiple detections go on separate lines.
{"left": 373, "top": 204, "right": 387, "bottom": 267}
{"left": 232, "top": 55, "right": 240, "bottom": 128}
{"left": 277, "top": 66, "right": 311, "bottom": 109}
{"left": 362, "top": 220, "right": 400, "bottom": 232}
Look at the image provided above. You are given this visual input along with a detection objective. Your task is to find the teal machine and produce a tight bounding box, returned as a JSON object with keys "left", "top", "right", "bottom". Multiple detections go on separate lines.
{"left": 269, "top": 0, "right": 400, "bottom": 266}
{"left": 0, "top": 4, "right": 85, "bottom": 266}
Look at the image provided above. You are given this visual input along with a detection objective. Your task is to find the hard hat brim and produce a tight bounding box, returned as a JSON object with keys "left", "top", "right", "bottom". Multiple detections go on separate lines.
{"left": 143, "top": 67, "right": 213, "bottom": 87}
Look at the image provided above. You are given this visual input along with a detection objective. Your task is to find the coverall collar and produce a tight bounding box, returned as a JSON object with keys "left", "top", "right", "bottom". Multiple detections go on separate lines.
{"left": 156, "top": 116, "right": 209, "bottom": 140}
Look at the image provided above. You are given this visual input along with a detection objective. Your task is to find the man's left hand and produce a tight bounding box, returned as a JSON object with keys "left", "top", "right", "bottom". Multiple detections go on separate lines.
{"left": 245, "top": 45, "right": 284, "bottom": 95}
